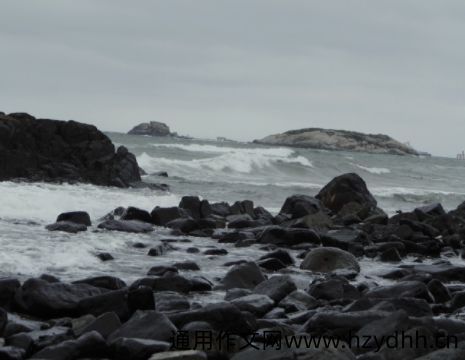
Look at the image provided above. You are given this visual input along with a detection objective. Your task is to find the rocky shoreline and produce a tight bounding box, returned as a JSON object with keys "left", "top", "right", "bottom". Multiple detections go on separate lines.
{"left": 0, "top": 112, "right": 169, "bottom": 190}
{"left": 1, "top": 173, "right": 465, "bottom": 359}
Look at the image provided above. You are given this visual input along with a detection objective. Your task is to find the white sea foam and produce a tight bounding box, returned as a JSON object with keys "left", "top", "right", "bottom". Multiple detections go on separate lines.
{"left": 0, "top": 182, "right": 180, "bottom": 223}
{"left": 138, "top": 147, "right": 313, "bottom": 175}
{"left": 354, "top": 164, "right": 391, "bottom": 174}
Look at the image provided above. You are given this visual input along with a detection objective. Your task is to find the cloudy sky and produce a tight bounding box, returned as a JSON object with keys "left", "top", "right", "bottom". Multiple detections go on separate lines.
{"left": 1, "top": 1, "right": 464, "bottom": 156}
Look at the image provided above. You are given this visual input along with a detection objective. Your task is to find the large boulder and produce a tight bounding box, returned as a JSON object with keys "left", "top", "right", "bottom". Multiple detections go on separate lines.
{"left": 0, "top": 112, "right": 141, "bottom": 187}
{"left": 316, "top": 173, "right": 377, "bottom": 213}
{"left": 222, "top": 262, "right": 265, "bottom": 290}
{"left": 128, "top": 121, "right": 172, "bottom": 137}
{"left": 168, "top": 302, "right": 255, "bottom": 333}
{"left": 14, "top": 278, "right": 106, "bottom": 318}
{"left": 300, "top": 247, "right": 361, "bottom": 274}
{"left": 108, "top": 311, "right": 177, "bottom": 343}
{"left": 97, "top": 219, "right": 153, "bottom": 233}
{"left": 56, "top": 211, "right": 91, "bottom": 226}
{"left": 279, "top": 195, "right": 323, "bottom": 219}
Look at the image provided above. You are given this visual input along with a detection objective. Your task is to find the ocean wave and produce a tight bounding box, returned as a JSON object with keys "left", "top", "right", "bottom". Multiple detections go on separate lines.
{"left": 354, "top": 163, "right": 391, "bottom": 174}
{"left": 138, "top": 147, "right": 313, "bottom": 175}
{"left": 0, "top": 182, "right": 180, "bottom": 223}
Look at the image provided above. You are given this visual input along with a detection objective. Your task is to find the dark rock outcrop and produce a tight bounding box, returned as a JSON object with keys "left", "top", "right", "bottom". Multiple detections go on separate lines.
{"left": 128, "top": 121, "right": 172, "bottom": 137}
{"left": 0, "top": 112, "right": 141, "bottom": 187}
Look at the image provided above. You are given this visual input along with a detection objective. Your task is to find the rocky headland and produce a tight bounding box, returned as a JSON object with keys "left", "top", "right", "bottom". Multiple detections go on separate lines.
{"left": 0, "top": 112, "right": 167, "bottom": 190}
{"left": 2, "top": 173, "right": 465, "bottom": 358}
{"left": 254, "top": 128, "right": 420, "bottom": 155}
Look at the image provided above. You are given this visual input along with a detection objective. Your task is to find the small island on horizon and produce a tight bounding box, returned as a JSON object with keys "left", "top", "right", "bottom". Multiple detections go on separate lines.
{"left": 127, "top": 120, "right": 429, "bottom": 156}
{"left": 254, "top": 127, "right": 424, "bottom": 156}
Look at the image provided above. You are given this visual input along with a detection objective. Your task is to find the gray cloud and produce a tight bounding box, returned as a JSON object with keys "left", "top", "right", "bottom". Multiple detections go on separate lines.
{"left": 1, "top": 0, "right": 465, "bottom": 156}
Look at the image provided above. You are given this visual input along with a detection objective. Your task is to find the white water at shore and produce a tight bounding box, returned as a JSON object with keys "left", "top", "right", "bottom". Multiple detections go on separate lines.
{"left": 1, "top": 133, "right": 465, "bottom": 289}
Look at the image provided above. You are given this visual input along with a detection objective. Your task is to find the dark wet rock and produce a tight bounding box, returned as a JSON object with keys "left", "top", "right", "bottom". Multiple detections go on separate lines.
{"left": 415, "top": 203, "right": 446, "bottom": 219}
{"left": 167, "top": 218, "right": 199, "bottom": 233}
{"left": 73, "top": 276, "right": 126, "bottom": 290}
{"left": 151, "top": 207, "right": 187, "bottom": 226}
{"left": 56, "top": 211, "right": 91, "bottom": 226}
{"left": 222, "top": 262, "right": 265, "bottom": 290}
{"left": 0, "top": 278, "right": 21, "bottom": 309}
{"left": 254, "top": 206, "right": 274, "bottom": 221}
{"left": 121, "top": 206, "right": 153, "bottom": 223}
{"left": 253, "top": 275, "right": 297, "bottom": 303}
{"left": 230, "top": 346, "right": 355, "bottom": 360}
{"left": 224, "top": 289, "right": 252, "bottom": 301}
{"left": 321, "top": 229, "right": 366, "bottom": 253}
{"left": 155, "top": 292, "right": 190, "bottom": 313}
{"left": 14, "top": 278, "right": 106, "bottom": 318}
{"left": 344, "top": 297, "right": 432, "bottom": 317}
{"left": 257, "top": 258, "right": 286, "bottom": 271}
{"left": 31, "top": 330, "right": 107, "bottom": 359}
{"left": 3, "top": 313, "right": 47, "bottom": 338}
{"left": 258, "top": 249, "right": 294, "bottom": 266}
{"left": 290, "top": 211, "right": 334, "bottom": 229}
{"left": 128, "top": 285, "right": 156, "bottom": 313}
{"left": 179, "top": 196, "right": 203, "bottom": 220}
{"left": 108, "top": 310, "right": 177, "bottom": 343}
{"left": 77, "top": 288, "right": 129, "bottom": 320}
{"left": 186, "top": 247, "right": 200, "bottom": 254}
{"left": 132, "top": 275, "right": 193, "bottom": 294}
{"left": 227, "top": 214, "right": 257, "bottom": 228}
{"left": 0, "top": 307, "right": 7, "bottom": 335}
{"left": 203, "top": 248, "right": 228, "bottom": 256}
{"left": 98, "top": 219, "right": 153, "bottom": 233}
{"left": 96, "top": 252, "right": 114, "bottom": 261}
{"left": 0, "top": 113, "right": 141, "bottom": 187}
{"left": 316, "top": 173, "right": 377, "bottom": 214}
{"left": 257, "top": 226, "right": 320, "bottom": 246}
{"left": 147, "top": 266, "right": 178, "bottom": 277}
{"left": 399, "top": 263, "right": 465, "bottom": 283}
{"left": 379, "top": 247, "right": 402, "bottom": 262}
{"left": 301, "top": 310, "right": 390, "bottom": 334}
{"left": 6, "top": 326, "right": 72, "bottom": 355}
{"left": 153, "top": 171, "right": 169, "bottom": 177}
{"left": 450, "top": 291, "right": 465, "bottom": 311}
{"left": 148, "top": 244, "right": 167, "bottom": 257}
{"left": 279, "top": 290, "right": 318, "bottom": 312}
{"left": 308, "top": 278, "right": 360, "bottom": 301}
{"left": 428, "top": 279, "right": 451, "bottom": 303}
{"left": 110, "top": 338, "right": 170, "bottom": 360}
{"left": 300, "top": 247, "right": 361, "bottom": 274}
{"left": 45, "top": 221, "right": 87, "bottom": 233}
{"left": 0, "top": 346, "right": 25, "bottom": 360}
{"left": 412, "top": 340, "right": 465, "bottom": 359}
{"left": 365, "top": 281, "right": 433, "bottom": 302}
{"left": 376, "top": 326, "right": 435, "bottom": 360}
{"left": 352, "top": 310, "right": 411, "bottom": 353}
{"left": 217, "top": 230, "right": 254, "bottom": 243}
{"left": 168, "top": 302, "right": 255, "bottom": 333}
{"left": 210, "top": 202, "right": 232, "bottom": 217}
{"left": 189, "top": 276, "right": 213, "bottom": 292}
{"left": 32, "top": 277, "right": 59, "bottom": 287}
{"left": 279, "top": 194, "right": 323, "bottom": 219}
{"left": 149, "top": 350, "right": 208, "bottom": 360}
{"left": 74, "top": 311, "right": 121, "bottom": 339}
{"left": 173, "top": 261, "right": 200, "bottom": 271}
{"left": 231, "top": 294, "right": 274, "bottom": 316}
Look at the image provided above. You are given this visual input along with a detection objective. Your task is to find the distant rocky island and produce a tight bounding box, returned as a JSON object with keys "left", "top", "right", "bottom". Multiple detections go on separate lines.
{"left": 128, "top": 121, "right": 191, "bottom": 139}
{"left": 254, "top": 128, "right": 420, "bottom": 156}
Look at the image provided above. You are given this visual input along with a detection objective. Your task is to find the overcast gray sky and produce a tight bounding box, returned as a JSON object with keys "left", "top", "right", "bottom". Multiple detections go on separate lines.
{"left": 1, "top": 1, "right": 464, "bottom": 156}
